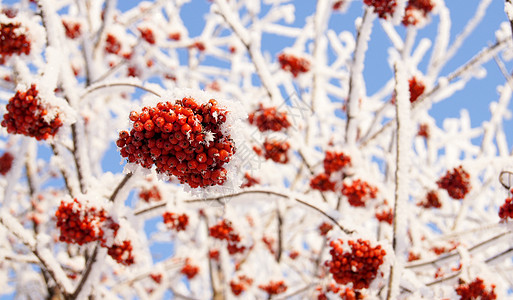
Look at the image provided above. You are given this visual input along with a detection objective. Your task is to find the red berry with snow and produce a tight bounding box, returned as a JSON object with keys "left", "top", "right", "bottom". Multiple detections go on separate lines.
{"left": 1, "top": 84, "right": 62, "bottom": 140}
{"left": 62, "top": 20, "right": 81, "bottom": 39}
{"left": 437, "top": 166, "right": 471, "bottom": 200}
{"left": 408, "top": 76, "right": 425, "bottom": 103}
{"left": 342, "top": 179, "right": 378, "bottom": 207}
{"left": 117, "top": 98, "right": 235, "bottom": 188}
{"left": 259, "top": 280, "right": 287, "bottom": 296}
{"left": 181, "top": 259, "right": 199, "bottom": 279}
{"left": 0, "top": 152, "right": 14, "bottom": 175}
{"left": 363, "top": 0, "right": 397, "bottom": 19}
{"left": 323, "top": 151, "right": 351, "bottom": 174}
{"left": 163, "top": 212, "right": 189, "bottom": 231}
{"left": 326, "top": 239, "right": 386, "bottom": 289}
{"left": 375, "top": 208, "right": 393, "bottom": 224}
{"left": 0, "top": 22, "right": 31, "bottom": 64}
{"left": 248, "top": 104, "right": 291, "bottom": 132}
{"left": 278, "top": 53, "right": 310, "bottom": 77}
{"left": 107, "top": 240, "right": 135, "bottom": 266}
{"left": 262, "top": 139, "right": 290, "bottom": 164}
{"left": 105, "top": 34, "right": 121, "bottom": 54}
{"left": 402, "top": 0, "right": 435, "bottom": 26}
{"left": 455, "top": 278, "right": 497, "bottom": 300}
{"left": 499, "top": 197, "right": 513, "bottom": 220}
{"left": 138, "top": 27, "right": 156, "bottom": 44}
{"left": 139, "top": 186, "right": 162, "bottom": 202}
{"left": 310, "top": 173, "right": 336, "bottom": 192}
{"left": 241, "top": 172, "right": 260, "bottom": 188}
{"left": 318, "top": 222, "right": 333, "bottom": 236}
{"left": 418, "top": 190, "right": 441, "bottom": 208}
{"left": 417, "top": 123, "right": 429, "bottom": 138}
{"left": 230, "top": 275, "right": 253, "bottom": 296}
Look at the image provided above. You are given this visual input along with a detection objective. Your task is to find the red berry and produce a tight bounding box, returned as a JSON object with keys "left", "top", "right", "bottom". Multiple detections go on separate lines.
{"left": 0, "top": 152, "right": 14, "bottom": 175}
{"left": 278, "top": 53, "right": 310, "bottom": 77}
{"left": 436, "top": 166, "right": 471, "bottom": 200}
{"left": 363, "top": 0, "right": 397, "bottom": 19}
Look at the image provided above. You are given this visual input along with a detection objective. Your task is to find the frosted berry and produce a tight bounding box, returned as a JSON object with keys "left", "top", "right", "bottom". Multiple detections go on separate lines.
{"left": 163, "top": 212, "right": 189, "bottom": 231}
{"left": 408, "top": 77, "right": 425, "bottom": 103}
{"left": 375, "top": 208, "right": 393, "bottom": 224}
{"left": 107, "top": 240, "right": 135, "bottom": 266}
{"left": 138, "top": 27, "right": 155, "bottom": 44}
{"left": 455, "top": 278, "right": 497, "bottom": 300}
{"left": 261, "top": 139, "right": 290, "bottom": 164}
{"left": 333, "top": 1, "right": 344, "bottom": 10}
{"left": 310, "top": 173, "right": 336, "bottom": 192}
{"left": 150, "top": 273, "right": 162, "bottom": 284}
{"left": 278, "top": 53, "right": 310, "bottom": 77}
{"left": 258, "top": 280, "right": 287, "bottom": 296}
{"left": 363, "top": 0, "right": 397, "bottom": 19}
{"left": 168, "top": 32, "right": 181, "bottom": 41}
{"left": 62, "top": 20, "right": 81, "bottom": 39}
{"left": 402, "top": 0, "right": 435, "bottom": 26}
{"left": 323, "top": 151, "right": 351, "bottom": 174}
{"left": 209, "top": 219, "right": 246, "bottom": 255}
{"left": 105, "top": 34, "right": 121, "bottom": 54}
{"left": 417, "top": 123, "right": 429, "bottom": 138}
{"left": 181, "top": 259, "right": 199, "bottom": 279}
{"left": 326, "top": 239, "right": 386, "bottom": 289}
{"left": 342, "top": 179, "right": 378, "bottom": 207}
{"left": 248, "top": 104, "right": 291, "bottom": 132}
{"left": 417, "top": 190, "right": 441, "bottom": 208}
{"left": 437, "top": 166, "right": 471, "bottom": 200}
{"left": 0, "top": 152, "right": 14, "bottom": 175}
{"left": 240, "top": 172, "right": 260, "bottom": 188}
{"left": 117, "top": 98, "right": 235, "bottom": 188}
{"left": 230, "top": 275, "right": 253, "bottom": 296}
{"left": 0, "top": 22, "right": 31, "bottom": 64}
{"left": 499, "top": 197, "right": 513, "bottom": 220}
{"left": 1, "top": 84, "right": 62, "bottom": 140}
{"left": 139, "top": 186, "right": 162, "bottom": 202}
{"left": 318, "top": 222, "right": 333, "bottom": 236}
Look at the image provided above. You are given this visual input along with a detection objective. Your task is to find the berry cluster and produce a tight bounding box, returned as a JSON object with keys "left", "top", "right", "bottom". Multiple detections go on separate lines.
{"left": 317, "top": 284, "right": 363, "bottom": 300}
{"left": 139, "top": 186, "right": 162, "bottom": 202}
{"left": 258, "top": 280, "right": 287, "bottom": 296}
{"left": 455, "top": 278, "right": 497, "bottom": 300}
{"left": 117, "top": 98, "right": 235, "bottom": 188}
{"left": 342, "top": 179, "right": 378, "bottom": 207}
{"left": 55, "top": 198, "right": 119, "bottom": 246}
{"left": 332, "top": 1, "right": 344, "bottom": 10}
{"left": 375, "top": 208, "right": 393, "bottom": 224}
{"left": 0, "top": 152, "right": 14, "bottom": 175}
{"left": 0, "top": 22, "right": 31, "bottom": 64}
{"left": 499, "top": 197, "right": 513, "bottom": 220}
{"left": 417, "top": 123, "right": 429, "bottom": 138}
{"left": 310, "top": 173, "right": 336, "bottom": 192}
{"left": 363, "top": 0, "right": 397, "bottom": 19}
{"left": 324, "top": 151, "right": 351, "bottom": 174}
{"left": 107, "top": 240, "right": 135, "bottom": 266}
{"left": 168, "top": 32, "right": 181, "bottom": 41}
{"left": 240, "top": 172, "right": 260, "bottom": 188}
{"left": 230, "top": 275, "right": 253, "bottom": 296}
{"left": 402, "top": 0, "right": 435, "bottom": 26}
{"left": 105, "top": 34, "right": 121, "bottom": 54}
{"left": 181, "top": 259, "right": 199, "bottom": 279}
{"left": 260, "top": 139, "right": 290, "bottom": 164}
{"left": 408, "top": 77, "right": 425, "bottom": 103}
{"left": 1, "top": 84, "right": 63, "bottom": 140}
{"left": 248, "top": 104, "right": 291, "bottom": 132}
{"left": 138, "top": 27, "right": 155, "bottom": 44}
{"left": 319, "top": 222, "right": 333, "bottom": 236}
{"left": 209, "top": 249, "right": 220, "bottom": 261}
{"left": 62, "top": 20, "right": 81, "bottom": 39}
{"left": 162, "top": 212, "right": 189, "bottom": 231}
{"left": 150, "top": 273, "right": 162, "bottom": 284}
{"left": 436, "top": 166, "right": 471, "bottom": 200}
{"left": 326, "top": 239, "right": 386, "bottom": 289}
{"left": 417, "top": 190, "right": 441, "bottom": 208}
{"left": 278, "top": 53, "right": 310, "bottom": 77}
{"left": 209, "top": 219, "right": 246, "bottom": 254}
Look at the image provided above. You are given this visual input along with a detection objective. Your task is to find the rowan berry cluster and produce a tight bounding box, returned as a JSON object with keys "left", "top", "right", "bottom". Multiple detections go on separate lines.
{"left": 455, "top": 278, "right": 497, "bottom": 300}
{"left": 319, "top": 222, "right": 333, "bottom": 236}
{"left": 181, "top": 259, "right": 199, "bottom": 279}
{"left": 0, "top": 22, "right": 31, "bottom": 64}
{"left": 278, "top": 53, "right": 310, "bottom": 77}
{"left": 258, "top": 280, "right": 287, "bottom": 296}
{"left": 436, "top": 166, "right": 471, "bottom": 200}
{"left": 1, "top": 84, "right": 63, "bottom": 140}
{"left": 162, "top": 212, "right": 189, "bottom": 231}
{"left": 317, "top": 284, "right": 363, "bottom": 300}
{"left": 55, "top": 198, "right": 119, "bottom": 246}
{"left": 408, "top": 77, "right": 425, "bottom": 103}
{"left": 248, "top": 104, "right": 291, "bottom": 132}
{"left": 342, "top": 179, "right": 378, "bottom": 207}
{"left": 499, "top": 197, "right": 513, "bottom": 220}
{"left": 402, "top": 0, "right": 435, "bottom": 26}
{"left": 62, "top": 20, "right": 81, "bottom": 39}
{"left": 417, "top": 190, "right": 441, "bottom": 208}
{"left": 375, "top": 208, "right": 393, "bottom": 224}
{"left": 105, "top": 34, "right": 121, "bottom": 55}
{"left": 310, "top": 173, "right": 336, "bottom": 192}
{"left": 138, "top": 186, "right": 161, "bottom": 202}
{"left": 209, "top": 219, "right": 246, "bottom": 254}
{"left": 240, "top": 172, "right": 260, "bottom": 188}
{"left": 117, "top": 98, "right": 235, "bottom": 188}
{"left": 107, "top": 240, "right": 135, "bottom": 266}
{"left": 230, "top": 275, "right": 253, "bottom": 296}
{"left": 0, "top": 152, "right": 14, "bottom": 175}
{"left": 259, "top": 139, "right": 290, "bottom": 164}
{"left": 138, "top": 27, "right": 155, "bottom": 44}
{"left": 324, "top": 151, "right": 351, "bottom": 174}
{"left": 363, "top": 0, "right": 397, "bottom": 19}
{"left": 326, "top": 239, "right": 386, "bottom": 289}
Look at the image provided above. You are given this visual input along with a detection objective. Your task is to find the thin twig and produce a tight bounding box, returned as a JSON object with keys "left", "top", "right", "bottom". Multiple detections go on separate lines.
{"left": 81, "top": 82, "right": 162, "bottom": 98}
